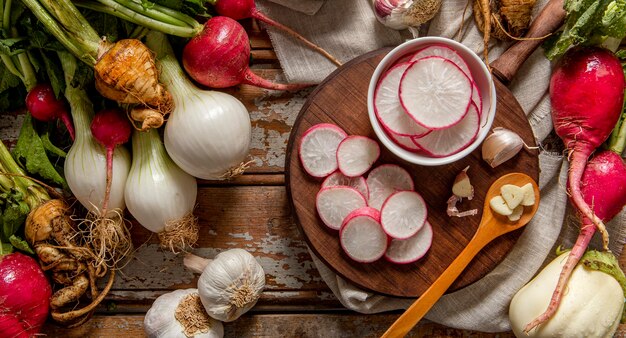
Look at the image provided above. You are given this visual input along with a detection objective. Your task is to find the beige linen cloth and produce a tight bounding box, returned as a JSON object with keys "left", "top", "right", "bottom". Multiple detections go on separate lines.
{"left": 260, "top": 0, "right": 626, "bottom": 332}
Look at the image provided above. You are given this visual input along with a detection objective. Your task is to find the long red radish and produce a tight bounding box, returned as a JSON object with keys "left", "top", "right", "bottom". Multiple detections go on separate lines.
{"left": 25, "top": 83, "right": 75, "bottom": 140}
{"left": 214, "top": 0, "right": 342, "bottom": 67}
{"left": 183, "top": 16, "right": 312, "bottom": 91}
{"left": 90, "top": 108, "right": 132, "bottom": 214}
{"left": 366, "top": 164, "right": 414, "bottom": 210}
{"left": 523, "top": 149, "right": 626, "bottom": 333}
{"left": 299, "top": 123, "right": 347, "bottom": 178}
{"left": 400, "top": 56, "right": 472, "bottom": 129}
{"left": 336, "top": 136, "right": 380, "bottom": 177}
{"left": 380, "top": 191, "right": 427, "bottom": 239}
{"left": 384, "top": 221, "right": 433, "bottom": 264}
{"left": 549, "top": 46, "right": 625, "bottom": 250}
{"left": 316, "top": 186, "right": 367, "bottom": 230}
{"left": 340, "top": 207, "right": 388, "bottom": 263}
{"left": 322, "top": 172, "right": 369, "bottom": 200}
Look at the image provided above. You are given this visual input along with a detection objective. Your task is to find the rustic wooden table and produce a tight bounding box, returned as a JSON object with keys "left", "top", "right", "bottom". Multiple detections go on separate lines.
{"left": 2, "top": 21, "right": 625, "bottom": 338}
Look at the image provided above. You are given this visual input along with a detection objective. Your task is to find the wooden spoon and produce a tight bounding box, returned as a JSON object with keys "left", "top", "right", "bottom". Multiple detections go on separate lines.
{"left": 381, "top": 173, "right": 540, "bottom": 338}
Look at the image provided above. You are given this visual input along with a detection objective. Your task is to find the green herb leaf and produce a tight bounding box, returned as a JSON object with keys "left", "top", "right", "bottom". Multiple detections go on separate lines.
{"left": 0, "top": 60, "right": 23, "bottom": 93}
{"left": 1, "top": 195, "right": 29, "bottom": 241}
{"left": 0, "top": 241, "right": 14, "bottom": 256}
{"left": 0, "top": 37, "right": 29, "bottom": 56}
{"left": 9, "top": 235, "right": 34, "bottom": 254}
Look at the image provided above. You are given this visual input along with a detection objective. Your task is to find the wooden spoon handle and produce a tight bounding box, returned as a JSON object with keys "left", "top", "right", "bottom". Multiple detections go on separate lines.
{"left": 490, "top": 0, "right": 566, "bottom": 84}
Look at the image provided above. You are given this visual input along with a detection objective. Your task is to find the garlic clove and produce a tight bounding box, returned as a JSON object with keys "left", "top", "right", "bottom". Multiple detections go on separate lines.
{"left": 452, "top": 166, "right": 474, "bottom": 199}
{"left": 372, "top": 0, "right": 413, "bottom": 30}
{"left": 507, "top": 205, "right": 524, "bottom": 222}
{"left": 481, "top": 127, "right": 525, "bottom": 168}
{"left": 520, "top": 183, "right": 535, "bottom": 206}
{"left": 490, "top": 195, "right": 513, "bottom": 216}
{"left": 500, "top": 184, "right": 524, "bottom": 209}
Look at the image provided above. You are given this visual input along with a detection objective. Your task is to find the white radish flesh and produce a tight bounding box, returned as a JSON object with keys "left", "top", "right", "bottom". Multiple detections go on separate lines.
{"left": 410, "top": 44, "right": 471, "bottom": 76}
{"left": 385, "top": 127, "right": 424, "bottom": 152}
{"left": 380, "top": 191, "right": 427, "bottom": 239}
{"left": 321, "top": 172, "right": 369, "bottom": 200}
{"left": 385, "top": 221, "right": 433, "bottom": 264}
{"left": 374, "top": 62, "right": 431, "bottom": 136}
{"left": 399, "top": 56, "right": 472, "bottom": 129}
{"left": 340, "top": 207, "right": 387, "bottom": 263}
{"left": 299, "top": 123, "right": 347, "bottom": 177}
{"left": 366, "top": 164, "right": 414, "bottom": 210}
{"left": 316, "top": 186, "right": 367, "bottom": 230}
{"left": 412, "top": 102, "right": 480, "bottom": 157}
{"left": 337, "top": 136, "right": 380, "bottom": 177}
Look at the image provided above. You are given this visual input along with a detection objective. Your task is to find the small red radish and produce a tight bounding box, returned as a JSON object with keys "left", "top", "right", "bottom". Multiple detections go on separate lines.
{"left": 384, "top": 221, "right": 433, "bottom": 264}
{"left": 374, "top": 62, "right": 431, "bottom": 137}
{"left": 400, "top": 56, "right": 472, "bottom": 129}
{"left": 366, "top": 164, "right": 414, "bottom": 210}
{"left": 336, "top": 136, "right": 380, "bottom": 177}
{"left": 0, "top": 253, "right": 52, "bottom": 338}
{"left": 410, "top": 44, "right": 471, "bottom": 76}
{"left": 550, "top": 46, "right": 625, "bottom": 250}
{"left": 321, "top": 172, "right": 369, "bottom": 200}
{"left": 412, "top": 102, "right": 480, "bottom": 157}
{"left": 380, "top": 191, "right": 427, "bottom": 239}
{"left": 299, "top": 123, "right": 347, "bottom": 178}
{"left": 316, "top": 186, "right": 367, "bottom": 230}
{"left": 213, "top": 0, "right": 342, "bottom": 67}
{"left": 90, "top": 108, "right": 132, "bottom": 213}
{"left": 183, "top": 16, "right": 312, "bottom": 91}
{"left": 25, "top": 83, "right": 75, "bottom": 140}
{"left": 340, "top": 207, "right": 388, "bottom": 263}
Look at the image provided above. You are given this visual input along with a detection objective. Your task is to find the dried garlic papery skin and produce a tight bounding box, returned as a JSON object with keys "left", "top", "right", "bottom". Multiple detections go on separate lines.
{"left": 144, "top": 288, "right": 224, "bottom": 338}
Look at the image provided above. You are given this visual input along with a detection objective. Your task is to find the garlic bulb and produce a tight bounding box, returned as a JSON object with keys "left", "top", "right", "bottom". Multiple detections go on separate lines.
{"left": 372, "top": 0, "right": 443, "bottom": 30}
{"left": 481, "top": 127, "right": 526, "bottom": 168}
{"left": 144, "top": 288, "right": 223, "bottom": 338}
{"left": 184, "top": 249, "right": 265, "bottom": 322}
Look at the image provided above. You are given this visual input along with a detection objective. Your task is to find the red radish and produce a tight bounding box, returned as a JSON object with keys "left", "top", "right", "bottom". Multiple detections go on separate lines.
{"left": 299, "top": 123, "right": 347, "bottom": 178}
{"left": 412, "top": 102, "right": 480, "bottom": 157}
{"left": 340, "top": 207, "right": 388, "bottom": 263}
{"left": 410, "top": 44, "right": 471, "bottom": 76}
{"left": 523, "top": 149, "right": 626, "bottom": 333}
{"left": 400, "top": 56, "right": 472, "bottom": 129}
{"left": 183, "top": 16, "right": 312, "bottom": 91}
{"left": 380, "top": 191, "right": 427, "bottom": 239}
{"left": 25, "top": 83, "right": 75, "bottom": 140}
{"left": 316, "top": 186, "right": 367, "bottom": 230}
{"left": 336, "top": 136, "right": 380, "bottom": 177}
{"left": 374, "top": 62, "right": 431, "bottom": 137}
{"left": 214, "top": 0, "right": 342, "bottom": 67}
{"left": 549, "top": 46, "right": 625, "bottom": 250}
{"left": 366, "top": 164, "right": 414, "bottom": 210}
{"left": 321, "top": 172, "right": 369, "bottom": 199}
{"left": 386, "top": 130, "right": 423, "bottom": 152}
{"left": 90, "top": 108, "right": 132, "bottom": 213}
{"left": 0, "top": 253, "right": 52, "bottom": 338}
{"left": 384, "top": 221, "right": 433, "bottom": 264}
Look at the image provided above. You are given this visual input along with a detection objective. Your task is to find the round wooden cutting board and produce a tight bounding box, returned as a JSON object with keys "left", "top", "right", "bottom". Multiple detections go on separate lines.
{"left": 285, "top": 49, "right": 539, "bottom": 298}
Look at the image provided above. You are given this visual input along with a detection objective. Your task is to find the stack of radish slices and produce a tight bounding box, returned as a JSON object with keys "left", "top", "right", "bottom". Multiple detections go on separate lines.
{"left": 374, "top": 44, "right": 484, "bottom": 157}
{"left": 299, "top": 123, "right": 432, "bottom": 264}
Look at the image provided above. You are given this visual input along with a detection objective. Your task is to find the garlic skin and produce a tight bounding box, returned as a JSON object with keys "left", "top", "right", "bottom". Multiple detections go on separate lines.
{"left": 481, "top": 127, "right": 525, "bottom": 168}
{"left": 372, "top": 0, "right": 443, "bottom": 30}
{"left": 197, "top": 249, "right": 265, "bottom": 322}
{"left": 144, "top": 289, "right": 223, "bottom": 338}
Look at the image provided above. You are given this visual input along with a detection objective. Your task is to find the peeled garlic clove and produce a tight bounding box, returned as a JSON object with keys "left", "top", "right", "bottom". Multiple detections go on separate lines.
{"left": 490, "top": 195, "right": 513, "bottom": 216}
{"left": 500, "top": 184, "right": 524, "bottom": 209}
{"left": 452, "top": 166, "right": 474, "bottom": 199}
{"left": 482, "top": 127, "right": 525, "bottom": 168}
{"left": 507, "top": 205, "right": 524, "bottom": 222}
{"left": 373, "top": 0, "right": 413, "bottom": 30}
{"left": 520, "top": 183, "right": 535, "bottom": 206}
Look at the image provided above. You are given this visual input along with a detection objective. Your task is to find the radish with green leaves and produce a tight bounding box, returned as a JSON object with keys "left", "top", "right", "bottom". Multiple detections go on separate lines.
{"left": 26, "top": 83, "right": 75, "bottom": 140}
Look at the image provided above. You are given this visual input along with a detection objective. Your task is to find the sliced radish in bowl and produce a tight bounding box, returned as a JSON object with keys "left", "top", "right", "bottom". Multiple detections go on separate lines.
{"left": 399, "top": 56, "right": 472, "bottom": 129}
{"left": 321, "top": 172, "right": 369, "bottom": 200}
{"left": 410, "top": 44, "right": 471, "bottom": 77}
{"left": 337, "top": 136, "right": 380, "bottom": 177}
{"left": 366, "top": 164, "right": 414, "bottom": 210}
{"left": 380, "top": 191, "right": 427, "bottom": 239}
{"left": 340, "top": 207, "right": 387, "bottom": 263}
{"left": 316, "top": 186, "right": 367, "bottom": 231}
{"left": 384, "top": 221, "right": 433, "bottom": 264}
{"left": 299, "top": 123, "right": 347, "bottom": 178}
{"left": 386, "top": 130, "right": 422, "bottom": 153}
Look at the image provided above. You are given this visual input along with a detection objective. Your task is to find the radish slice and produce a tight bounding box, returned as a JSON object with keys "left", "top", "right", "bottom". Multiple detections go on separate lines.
{"left": 366, "top": 164, "right": 414, "bottom": 210}
{"left": 384, "top": 221, "right": 433, "bottom": 264}
{"left": 340, "top": 207, "right": 387, "bottom": 263}
{"left": 410, "top": 44, "right": 471, "bottom": 77}
{"left": 472, "top": 82, "right": 483, "bottom": 117}
{"left": 380, "top": 191, "right": 427, "bottom": 239}
{"left": 387, "top": 130, "right": 422, "bottom": 152}
{"left": 322, "top": 172, "right": 369, "bottom": 200}
{"left": 316, "top": 186, "right": 367, "bottom": 230}
{"left": 336, "top": 136, "right": 380, "bottom": 177}
{"left": 399, "top": 56, "right": 472, "bottom": 129}
{"left": 374, "top": 62, "right": 431, "bottom": 137}
{"left": 299, "top": 123, "right": 347, "bottom": 177}
{"left": 412, "top": 102, "right": 480, "bottom": 157}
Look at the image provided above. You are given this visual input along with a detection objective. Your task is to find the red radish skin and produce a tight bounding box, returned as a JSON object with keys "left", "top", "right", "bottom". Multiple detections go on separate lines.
{"left": 183, "top": 17, "right": 312, "bottom": 91}
{"left": 0, "top": 253, "right": 52, "bottom": 338}
{"left": 336, "top": 136, "right": 380, "bottom": 177}
{"left": 321, "top": 172, "right": 369, "bottom": 200}
{"left": 523, "top": 150, "right": 626, "bottom": 333}
{"left": 384, "top": 221, "right": 433, "bottom": 264}
{"left": 299, "top": 123, "right": 347, "bottom": 178}
{"left": 550, "top": 46, "right": 625, "bottom": 250}
{"left": 90, "top": 108, "right": 132, "bottom": 213}
{"left": 340, "top": 207, "right": 388, "bottom": 263}
{"left": 25, "top": 83, "right": 75, "bottom": 140}
{"left": 214, "top": 0, "right": 342, "bottom": 67}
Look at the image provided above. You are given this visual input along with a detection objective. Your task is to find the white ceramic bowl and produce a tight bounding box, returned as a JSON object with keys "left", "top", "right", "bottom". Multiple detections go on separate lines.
{"left": 367, "top": 37, "right": 496, "bottom": 166}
